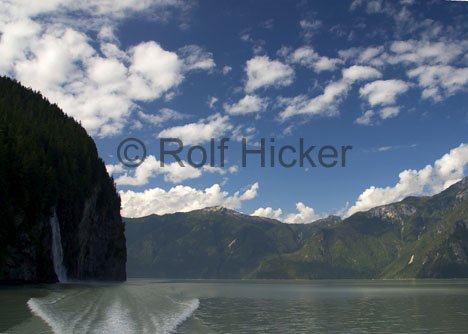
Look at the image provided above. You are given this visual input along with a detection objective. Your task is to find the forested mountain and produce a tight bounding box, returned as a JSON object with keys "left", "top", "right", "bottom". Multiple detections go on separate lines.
{"left": 126, "top": 178, "right": 468, "bottom": 279}
{"left": 0, "top": 76, "right": 126, "bottom": 283}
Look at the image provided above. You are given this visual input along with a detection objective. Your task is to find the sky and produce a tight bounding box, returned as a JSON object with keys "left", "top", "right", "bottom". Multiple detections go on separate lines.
{"left": 1, "top": 0, "right": 467, "bottom": 223}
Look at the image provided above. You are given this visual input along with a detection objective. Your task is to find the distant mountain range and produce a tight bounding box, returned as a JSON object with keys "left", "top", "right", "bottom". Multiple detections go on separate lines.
{"left": 125, "top": 177, "right": 468, "bottom": 279}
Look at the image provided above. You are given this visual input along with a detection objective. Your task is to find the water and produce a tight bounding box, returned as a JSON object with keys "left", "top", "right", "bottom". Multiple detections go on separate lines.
{"left": 0, "top": 279, "right": 468, "bottom": 333}
{"left": 49, "top": 211, "right": 67, "bottom": 283}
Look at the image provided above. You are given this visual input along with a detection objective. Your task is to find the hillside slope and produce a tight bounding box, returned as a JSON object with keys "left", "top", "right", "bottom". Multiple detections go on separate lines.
{"left": 126, "top": 178, "right": 468, "bottom": 279}
{"left": 0, "top": 77, "right": 126, "bottom": 283}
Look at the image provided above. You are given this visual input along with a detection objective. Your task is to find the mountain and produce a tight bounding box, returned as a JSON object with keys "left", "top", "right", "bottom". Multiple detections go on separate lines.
{"left": 0, "top": 76, "right": 126, "bottom": 283}
{"left": 125, "top": 178, "right": 468, "bottom": 279}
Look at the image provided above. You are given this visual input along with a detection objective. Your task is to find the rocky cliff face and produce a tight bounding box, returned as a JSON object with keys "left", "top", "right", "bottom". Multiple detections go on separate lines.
{"left": 62, "top": 184, "right": 126, "bottom": 282}
{"left": 0, "top": 76, "right": 126, "bottom": 283}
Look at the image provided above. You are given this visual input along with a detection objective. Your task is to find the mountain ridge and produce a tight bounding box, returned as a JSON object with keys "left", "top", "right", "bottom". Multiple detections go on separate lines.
{"left": 125, "top": 176, "right": 468, "bottom": 279}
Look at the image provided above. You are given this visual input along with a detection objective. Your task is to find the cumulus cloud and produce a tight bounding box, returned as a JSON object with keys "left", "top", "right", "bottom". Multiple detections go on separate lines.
{"left": 284, "top": 202, "right": 322, "bottom": 224}
{"left": 341, "top": 40, "right": 468, "bottom": 69}
{"left": 0, "top": 0, "right": 213, "bottom": 137}
{"left": 342, "top": 65, "right": 382, "bottom": 82}
{"left": 113, "top": 156, "right": 200, "bottom": 185}
{"left": 208, "top": 96, "right": 218, "bottom": 109}
{"left": 158, "top": 113, "right": 232, "bottom": 145}
{"left": 222, "top": 65, "right": 232, "bottom": 75}
{"left": 278, "top": 81, "right": 349, "bottom": 120}
{"left": 289, "top": 46, "right": 342, "bottom": 72}
{"left": 178, "top": 45, "right": 216, "bottom": 71}
{"left": 252, "top": 207, "right": 283, "bottom": 220}
{"left": 355, "top": 110, "right": 375, "bottom": 126}
{"left": 252, "top": 202, "right": 322, "bottom": 224}
{"left": 359, "top": 79, "right": 409, "bottom": 106}
{"left": 138, "top": 108, "right": 187, "bottom": 126}
{"left": 379, "top": 106, "right": 400, "bottom": 119}
{"left": 340, "top": 39, "right": 468, "bottom": 106}
{"left": 388, "top": 40, "right": 466, "bottom": 66}
{"left": 0, "top": 0, "right": 182, "bottom": 26}
{"left": 223, "top": 95, "right": 268, "bottom": 115}
{"left": 346, "top": 143, "right": 468, "bottom": 216}
{"left": 339, "top": 46, "right": 386, "bottom": 67}
{"left": 407, "top": 65, "right": 468, "bottom": 101}
{"left": 279, "top": 65, "right": 381, "bottom": 120}
{"left": 245, "top": 56, "right": 295, "bottom": 92}
{"left": 120, "top": 182, "right": 259, "bottom": 217}
{"left": 299, "top": 19, "right": 322, "bottom": 40}
{"left": 108, "top": 155, "right": 237, "bottom": 185}
{"left": 355, "top": 107, "right": 400, "bottom": 126}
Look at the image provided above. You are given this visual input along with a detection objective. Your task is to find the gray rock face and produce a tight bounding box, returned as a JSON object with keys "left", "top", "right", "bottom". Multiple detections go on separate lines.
{"left": 368, "top": 203, "right": 417, "bottom": 223}
{"left": 65, "top": 185, "right": 126, "bottom": 281}
{"left": 2, "top": 215, "right": 55, "bottom": 283}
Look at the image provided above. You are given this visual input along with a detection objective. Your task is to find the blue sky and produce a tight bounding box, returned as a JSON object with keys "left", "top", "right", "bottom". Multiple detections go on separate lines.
{"left": 1, "top": 0, "right": 467, "bottom": 222}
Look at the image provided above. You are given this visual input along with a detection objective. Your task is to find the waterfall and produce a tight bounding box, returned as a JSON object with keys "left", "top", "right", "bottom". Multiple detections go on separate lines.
{"left": 50, "top": 210, "right": 68, "bottom": 283}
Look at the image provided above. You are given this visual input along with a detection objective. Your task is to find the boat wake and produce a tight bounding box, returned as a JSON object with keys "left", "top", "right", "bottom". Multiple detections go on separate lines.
{"left": 26, "top": 284, "right": 199, "bottom": 334}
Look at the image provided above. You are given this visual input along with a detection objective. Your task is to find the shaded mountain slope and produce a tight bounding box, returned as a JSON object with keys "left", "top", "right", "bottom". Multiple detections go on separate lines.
{"left": 0, "top": 76, "right": 126, "bottom": 283}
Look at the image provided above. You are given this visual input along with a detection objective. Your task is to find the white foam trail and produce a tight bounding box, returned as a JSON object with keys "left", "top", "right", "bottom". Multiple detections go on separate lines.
{"left": 27, "top": 288, "right": 200, "bottom": 334}
{"left": 94, "top": 298, "right": 136, "bottom": 334}
{"left": 50, "top": 210, "right": 67, "bottom": 283}
{"left": 157, "top": 298, "right": 200, "bottom": 334}
{"left": 27, "top": 295, "right": 66, "bottom": 334}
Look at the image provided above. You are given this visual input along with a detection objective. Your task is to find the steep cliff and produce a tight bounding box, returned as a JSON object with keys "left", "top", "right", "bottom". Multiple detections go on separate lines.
{"left": 0, "top": 76, "right": 126, "bottom": 283}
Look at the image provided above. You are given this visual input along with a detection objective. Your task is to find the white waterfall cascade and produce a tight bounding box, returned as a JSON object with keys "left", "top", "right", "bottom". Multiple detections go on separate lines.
{"left": 50, "top": 210, "right": 68, "bottom": 283}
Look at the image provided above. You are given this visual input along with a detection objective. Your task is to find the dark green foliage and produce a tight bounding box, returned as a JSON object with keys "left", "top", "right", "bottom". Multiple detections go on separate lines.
{"left": 0, "top": 76, "right": 126, "bottom": 283}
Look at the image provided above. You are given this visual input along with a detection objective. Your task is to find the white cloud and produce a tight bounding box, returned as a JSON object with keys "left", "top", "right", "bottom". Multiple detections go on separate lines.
{"left": 279, "top": 80, "right": 349, "bottom": 120}
{"left": 111, "top": 155, "right": 238, "bottom": 185}
{"left": 342, "top": 65, "right": 382, "bottom": 82}
{"left": 346, "top": 143, "right": 468, "bottom": 216}
{"left": 106, "top": 163, "right": 125, "bottom": 175}
{"left": 355, "top": 107, "right": 400, "bottom": 126}
{"left": 343, "top": 40, "right": 468, "bottom": 68}
{"left": 340, "top": 40, "right": 468, "bottom": 104}
{"left": 178, "top": 45, "right": 216, "bottom": 71}
{"left": 114, "top": 155, "right": 199, "bottom": 185}
{"left": 252, "top": 207, "right": 283, "bottom": 220}
{"left": 222, "top": 65, "right": 232, "bottom": 75}
{"left": 223, "top": 95, "right": 268, "bottom": 115}
{"left": 208, "top": 96, "right": 218, "bottom": 109}
{"left": 407, "top": 65, "right": 468, "bottom": 101}
{"left": 0, "top": 1, "right": 212, "bottom": 137}
{"left": 120, "top": 182, "right": 259, "bottom": 217}
{"left": 359, "top": 79, "right": 409, "bottom": 106}
{"left": 379, "top": 106, "right": 400, "bottom": 119}
{"left": 138, "top": 108, "right": 186, "bottom": 126}
{"left": 279, "top": 65, "right": 381, "bottom": 120}
{"left": 0, "top": 19, "right": 41, "bottom": 73}
{"left": 289, "top": 46, "right": 342, "bottom": 72}
{"left": 388, "top": 40, "right": 466, "bottom": 66}
{"left": 339, "top": 46, "right": 386, "bottom": 67}
{"left": 355, "top": 110, "right": 375, "bottom": 126}
{"left": 245, "top": 56, "right": 295, "bottom": 92}
{"left": 299, "top": 19, "right": 322, "bottom": 40}
{"left": 158, "top": 113, "right": 232, "bottom": 145}
{"left": 127, "top": 41, "right": 183, "bottom": 100}
{"left": 284, "top": 202, "right": 322, "bottom": 224}
{"left": 252, "top": 202, "right": 322, "bottom": 224}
